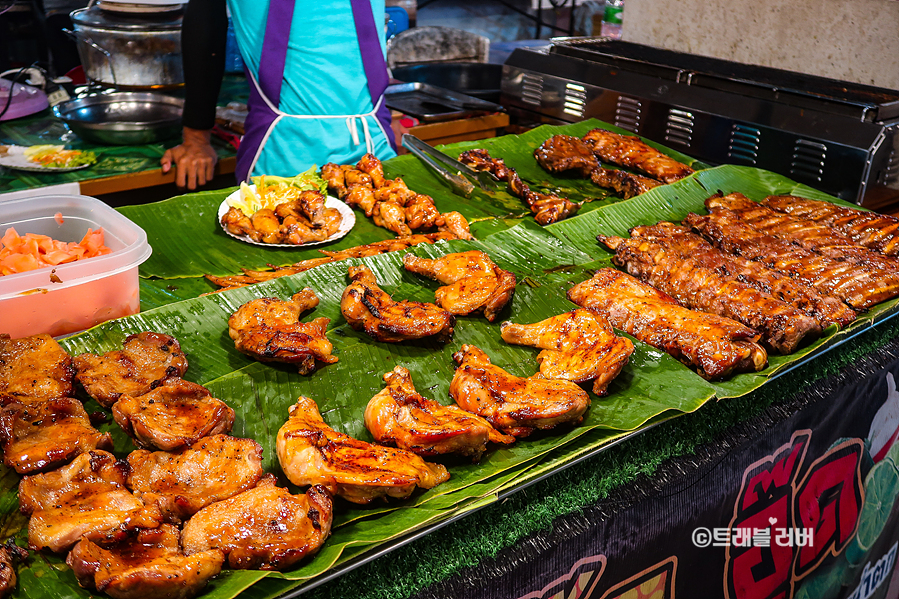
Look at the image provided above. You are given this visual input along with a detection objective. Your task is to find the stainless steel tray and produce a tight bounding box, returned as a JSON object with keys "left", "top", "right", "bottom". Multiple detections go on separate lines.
{"left": 385, "top": 82, "right": 503, "bottom": 122}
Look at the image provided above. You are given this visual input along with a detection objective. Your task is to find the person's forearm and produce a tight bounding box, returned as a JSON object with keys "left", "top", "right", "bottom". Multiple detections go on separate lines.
{"left": 181, "top": 0, "right": 228, "bottom": 131}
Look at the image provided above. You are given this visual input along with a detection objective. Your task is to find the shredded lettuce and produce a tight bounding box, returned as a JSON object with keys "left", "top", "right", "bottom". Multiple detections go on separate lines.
{"left": 229, "top": 166, "right": 328, "bottom": 216}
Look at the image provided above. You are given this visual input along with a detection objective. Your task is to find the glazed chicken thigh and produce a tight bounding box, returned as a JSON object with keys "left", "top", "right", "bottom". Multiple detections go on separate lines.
{"left": 0, "top": 333, "right": 74, "bottom": 401}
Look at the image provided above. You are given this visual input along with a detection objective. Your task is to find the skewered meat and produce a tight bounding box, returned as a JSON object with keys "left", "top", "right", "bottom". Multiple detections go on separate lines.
{"left": 629, "top": 222, "right": 856, "bottom": 328}
{"left": 589, "top": 168, "right": 662, "bottom": 199}
{"left": 319, "top": 232, "right": 457, "bottom": 259}
{"left": 0, "top": 333, "right": 74, "bottom": 402}
{"left": 227, "top": 288, "right": 338, "bottom": 374}
{"left": 0, "top": 396, "right": 113, "bottom": 474}
{"left": 181, "top": 476, "right": 333, "bottom": 570}
{"left": 74, "top": 332, "right": 188, "bottom": 408}
{"left": 126, "top": 435, "right": 265, "bottom": 522}
{"left": 0, "top": 539, "right": 27, "bottom": 598}
{"left": 534, "top": 134, "right": 599, "bottom": 176}
{"left": 277, "top": 396, "right": 449, "bottom": 504}
{"left": 112, "top": 379, "right": 235, "bottom": 451}
{"left": 68, "top": 524, "right": 224, "bottom": 599}
{"left": 19, "top": 450, "right": 162, "bottom": 553}
{"left": 500, "top": 309, "right": 635, "bottom": 395}
{"left": 567, "top": 268, "right": 768, "bottom": 379}
{"left": 581, "top": 128, "right": 694, "bottom": 183}
{"left": 365, "top": 366, "right": 515, "bottom": 461}
{"left": 684, "top": 206, "right": 899, "bottom": 310}
{"left": 459, "top": 148, "right": 581, "bottom": 225}
{"left": 599, "top": 230, "right": 822, "bottom": 353}
{"left": 341, "top": 265, "right": 455, "bottom": 343}
{"left": 762, "top": 195, "right": 899, "bottom": 257}
{"left": 449, "top": 344, "right": 591, "bottom": 437}
{"left": 402, "top": 250, "right": 517, "bottom": 321}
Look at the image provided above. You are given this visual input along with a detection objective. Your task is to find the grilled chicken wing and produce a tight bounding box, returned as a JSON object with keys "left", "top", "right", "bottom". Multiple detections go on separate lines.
{"left": 534, "top": 134, "right": 599, "bottom": 176}
{"left": 500, "top": 309, "right": 635, "bottom": 395}
{"left": 112, "top": 379, "right": 234, "bottom": 451}
{"left": 0, "top": 333, "right": 74, "bottom": 402}
{"left": 0, "top": 396, "right": 113, "bottom": 474}
{"left": 227, "top": 288, "right": 337, "bottom": 374}
{"left": 365, "top": 366, "right": 514, "bottom": 461}
{"left": 449, "top": 345, "right": 591, "bottom": 437}
{"left": 567, "top": 268, "right": 768, "bottom": 379}
{"left": 0, "top": 540, "right": 27, "bottom": 598}
{"left": 181, "top": 475, "right": 332, "bottom": 570}
{"left": 341, "top": 265, "right": 455, "bottom": 343}
{"left": 599, "top": 230, "right": 822, "bottom": 354}
{"left": 762, "top": 195, "right": 899, "bottom": 257}
{"left": 405, "top": 194, "right": 442, "bottom": 230}
{"left": 19, "top": 450, "right": 162, "bottom": 553}
{"left": 589, "top": 168, "right": 662, "bottom": 199}
{"left": 126, "top": 435, "right": 264, "bottom": 522}
{"left": 372, "top": 201, "right": 412, "bottom": 236}
{"left": 73, "top": 332, "right": 188, "bottom": 408}
{"left": 581, "top": 128, "right": 694, "bottom": 183}
{"left": 436, "top": 211, "right": 474, "bottom": 240}
{"left": 220, "top": 206, "right": 254, "bottom": 238}
{"left": 403, "top": 250, "right": 516, "bottom": 322}
{"left": 277, "top": 396, "right": 449, "bottom": 504}
{"left": 68, "top": 524, "right": 224, "bottom": 599}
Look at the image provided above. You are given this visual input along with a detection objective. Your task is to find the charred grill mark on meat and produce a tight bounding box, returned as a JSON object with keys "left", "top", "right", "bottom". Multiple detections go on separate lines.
{"left": 589, "top": 168, "right": 662, "bottom": 199}
{"left": 534, "top": 134, "right": 599, "bottom": 177}
{"left": 581, "top": 128, "right": 694, "bottom": 183}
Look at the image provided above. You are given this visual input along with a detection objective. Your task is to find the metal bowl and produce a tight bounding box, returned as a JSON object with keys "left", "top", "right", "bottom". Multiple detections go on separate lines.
{"left": 53, "top": 92, "right": 183, "bottom": 145}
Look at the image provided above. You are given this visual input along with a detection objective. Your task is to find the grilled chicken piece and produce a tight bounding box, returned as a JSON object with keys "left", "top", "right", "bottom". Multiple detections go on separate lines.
{"left": 373, "top": 201, "right": 412, "bottom": 236}
{"left": 459, "top": 148, "right": 581, "bottom": 225}
{"left": 341, "top": 265, "right": 455, "bottom": 343}
{"left": 0, "top": 396, "right": 113, "bottom": 474}
{"left": 112, "top": 379, "right": 235, "bottom": 451}
{"left": 357, "top": 152, "right": 387, "bottom": 188}
{"left": 582, "top": 128, "right": 694, "bottom": 183}
{"left": 762, "top": 195, "right": 899, "bottom": 257}
{"left": 248, "top": 208, "right": 283, "bottom": 244}
{"left": 436, "top": 211, "right": 474, "bottom": 240}
{"left": 630, "top": 222, "right": 856, "bottom": 328}
{"left": 373, "top": 177, "right": 418, "bottom": 206}
{"left": 68, "top": 524, "right": 224, "bottom": 599}
{"left": 684, "top": 205, "right": 899, "bottom": 310}
{"left": 365, "top": 366, "right": 515, "bottom": 461}
{"left": 346, "top": 184, "right": 378, "bottom": 217}
{"left": 567, "top": 268, "right": 768, "bottom": 379}
{"left": 277, "top": 396, "right": 449, "bottom": 504}
{"left": 0, "top": 540, "right": 27, "bottom": 598}
{"left": 126, "top": 435, "right": 265, "bottom": 522}
{"left": 500, "top": 309, "right": 635, "bottom": 395}
{"left": 405, "top": 194, "right": 442, "bottom": 230}
{"left": 321, "top": 162, "right": 349, "bottom": 199}
{"left": 403, "top": 250, "right": 516, "bottom": 322}
{"left": 74, "top": 332, "right": 188, "bottom": 408}
{"left": 534, "top": 134, "right": 599, "bottom": 176}
{"left": 220, "top": 206, "right": 255, "bottom": 238}
{"left": 19, "top": 450, "right": 162, "bottom": 553}
{"left": 181, "top": 476, "right": 332, "bottom": 570}
{"left": 449, "top": 345, "right": 591, "bottom": 437}
{"left": 599, "top": 230, "right": 822, "bottom": 354}
{"left": 589, "top": 168, "right": 662, "bottom": 199}
{"left": 0, "top": 333, "right": 74, "bottom": 402}
{"left": 227, "top": 288, "right": 337, "bottom": 374}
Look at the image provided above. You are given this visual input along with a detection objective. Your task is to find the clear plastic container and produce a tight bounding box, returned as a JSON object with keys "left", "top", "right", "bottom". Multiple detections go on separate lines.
{"left": 0, "top": 194, "right": 152, "bottom": 339}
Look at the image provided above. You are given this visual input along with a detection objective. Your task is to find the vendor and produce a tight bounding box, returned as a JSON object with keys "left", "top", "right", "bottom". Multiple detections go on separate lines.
{"left": 161, "top": 0, "right": 397, "bottom": 190}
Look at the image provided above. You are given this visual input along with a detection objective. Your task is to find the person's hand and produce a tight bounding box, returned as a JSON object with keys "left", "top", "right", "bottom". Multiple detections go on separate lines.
{"left": 161, "top": 127, "right": 218, "bottom": 190}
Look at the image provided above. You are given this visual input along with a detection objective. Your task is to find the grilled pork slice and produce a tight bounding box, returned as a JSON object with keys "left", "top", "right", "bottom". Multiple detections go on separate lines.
{"left": 0, "top": 540, "right": 27, "bottom": 599}
{"left": 112, "top": 379, "right": 235, "bottom": 451}
{"left": 589, "top": 168, "right": 662, "bottom": 199}
{"left": 534, "top": 134, "right": 599, "bottom": 176}
{"left": 402, "top": 250, "right": 516, "bottom": 322}
{"left": 581, "top": 128, "right": 694, "bottom": 183}
{"left": 19, "top": 450, "right": 162, "bottom": 553}
{"left": 182, "top": 476, "right": 332, "bottom": 570}
{"left": 126, "top": 435, "right": 265, "bottom": 522}
{"left": 277, "top": 396, "right": 449, "bottom": 505}
{"left": 684, "top": 207, "right": 899, "bottom": 310}
{"left": 0, "top": 396, "right": 113, "bottom": 474}
{"left": 762, "top": 195, "right": 899, "bottom": 257}
{"left": 365, "top": 366, "right": 515, "bottom": 461}
{"left": 599, "top": 231, "right": 822, "bottom": 354}
{"left": 341, "top": 265, "right": 455, "bottom": 343}
{"left": 628, "top": 222, "right": 856, "bottom": 328}
{"left": 567, "top": 268, "right": 767, "bottom": 380}
{"left": 227, "top": 288, "right": 337, "bottom": 375}
{"left": 500, "top": 309, "right": 635, "bottom": 395}
{"left": 68, "top": 524, "right": 224, "bottom": 599}
{"left": 708, "top": 193, "right": 899, "bottom": 272}
{"left": 449, "top": 344, "right": 591, "bottom": 437}
{"left": 0, "top": 333, "right": 74, "bottom": 402}
{"left": 74, "top": 332, "right": 188, "bottom": 408}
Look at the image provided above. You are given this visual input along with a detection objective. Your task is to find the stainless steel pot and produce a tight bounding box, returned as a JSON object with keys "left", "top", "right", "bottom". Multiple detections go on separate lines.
{"left": 53, "top": 92, "right": 183, "bottom": 145}
{"left": 69, "top": 3, "right": 184, "bottom": 89}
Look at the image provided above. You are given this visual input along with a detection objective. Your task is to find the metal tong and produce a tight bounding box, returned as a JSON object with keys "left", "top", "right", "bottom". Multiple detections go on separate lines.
{"left": 401, "top": 133, "right": 502, "bottom": 198}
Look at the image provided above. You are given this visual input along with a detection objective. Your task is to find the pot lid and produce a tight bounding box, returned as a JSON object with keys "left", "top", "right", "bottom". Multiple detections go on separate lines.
{"left": 96, "top": 0, "right": 185, "bottom": 14}
{"left": 71, "top": 5, "right": 183, "bottom": 29}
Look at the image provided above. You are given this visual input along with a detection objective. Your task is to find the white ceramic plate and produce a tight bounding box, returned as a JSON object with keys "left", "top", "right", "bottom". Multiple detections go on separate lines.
{"left": 218, "top": 187, "right": 355, "bottom": 248}
{"left": 0, "top": 145, "right": 96, "bottom": 173}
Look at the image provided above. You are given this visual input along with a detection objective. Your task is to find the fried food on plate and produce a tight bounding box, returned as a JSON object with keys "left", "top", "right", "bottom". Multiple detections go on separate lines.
{"left": 0, "top": 333, "right": 74, "bottom": 402}
{"left": 277, "top": 395, "right": 449, "bottom": 504}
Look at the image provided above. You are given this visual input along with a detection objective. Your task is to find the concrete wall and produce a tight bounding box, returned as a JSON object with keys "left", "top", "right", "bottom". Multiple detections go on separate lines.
{"left": 622, "top": 0, "right": 899, "bottom": 90}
